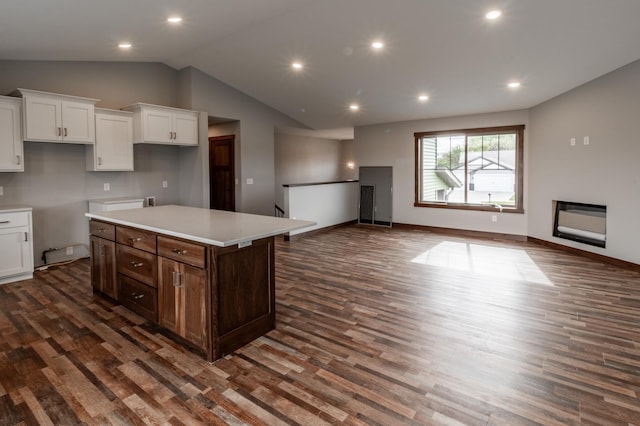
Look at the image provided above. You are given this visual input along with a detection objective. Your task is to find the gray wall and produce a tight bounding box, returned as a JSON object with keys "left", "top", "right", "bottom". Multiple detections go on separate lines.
{"left": 0, "top": 60, "right": 183, "bottom": 266}
{"left": 528, "top": 59, "right": 640, "bottom": 263}
{"left": 182, "top": 67, "right": 306, "bottom": 216}
{"left": 274, "top": 132, "right": 356, "bottom": 207}
{"left": 354, "top": 109, "right": 530, "bottom": 236}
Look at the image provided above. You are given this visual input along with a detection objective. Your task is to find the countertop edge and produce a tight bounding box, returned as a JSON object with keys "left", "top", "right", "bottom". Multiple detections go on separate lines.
{"left": 85, "top": 211, "right": 315, "bottom": 247}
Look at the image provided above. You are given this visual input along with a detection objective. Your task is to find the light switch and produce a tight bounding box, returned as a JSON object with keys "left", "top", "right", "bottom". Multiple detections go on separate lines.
{"left": 246, "top": 178, "right": 254, "bottom": 185}
{"left": 162, "top": 180, "right": 168, "bottom": 188}
{"left": 104, "top": 183, "right": 110, "bottom": 191}
{"left": 584, "top": 136, "right": 590, "bottom": 145}
{"left": 570, "top": 138, "right": 576, "bottom": 146}
{"left": 0, "top": 186, "right": 3, "bottom": 196}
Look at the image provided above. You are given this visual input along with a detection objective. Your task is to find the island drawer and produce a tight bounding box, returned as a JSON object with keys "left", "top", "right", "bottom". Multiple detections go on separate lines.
{"left": 119, "top": 275, "right": 158, "bottom": 322}
{"left": 157, "top": 236, "right": 206, "bottom": 268}
{"left": 117, "top": 244, "right": 157, "bottom": 287}
{"left": 117, "top": 226, "right": 157, "bottom": 253}
{"left": 89, "top": 220, "right": 115, "bottom": 241}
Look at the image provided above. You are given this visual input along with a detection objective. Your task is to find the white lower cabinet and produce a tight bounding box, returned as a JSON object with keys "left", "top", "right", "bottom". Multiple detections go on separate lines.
{"left": 0, "top": 208, "right": 34, "bottom": 285}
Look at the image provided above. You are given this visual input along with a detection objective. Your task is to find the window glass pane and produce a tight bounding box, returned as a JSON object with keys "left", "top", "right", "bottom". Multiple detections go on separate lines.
{"left": 416, "top": 126, "right": 521, "bottom": 209}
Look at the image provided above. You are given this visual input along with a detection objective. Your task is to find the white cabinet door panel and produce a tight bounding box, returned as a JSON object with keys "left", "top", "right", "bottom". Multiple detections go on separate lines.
{"left": 0, "top": 227, "right": 31, "bottom": 278}
{"left": 0, "top": 98, "right": 24, "bottom": 172}
{"left": 24, "top": 96, "right": 62, "bottom": 141}
{"left": 62, "top": 101, "right": 95, "bottom": 143}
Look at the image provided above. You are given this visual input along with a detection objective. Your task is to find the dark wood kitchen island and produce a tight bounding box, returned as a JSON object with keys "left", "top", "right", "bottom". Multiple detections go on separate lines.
{"left": 86, "top": 205, "right": 313, "bottom": 361}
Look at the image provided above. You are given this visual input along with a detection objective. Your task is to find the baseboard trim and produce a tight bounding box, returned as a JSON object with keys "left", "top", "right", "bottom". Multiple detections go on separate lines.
{"left": 526, "top": 236, "right": 640, "bottom": 272}
{"left": 284, "top": 220, "right": 358, "bottom": 242}
{"left": 392, "top": 222, "right": 528, "bottom": 242}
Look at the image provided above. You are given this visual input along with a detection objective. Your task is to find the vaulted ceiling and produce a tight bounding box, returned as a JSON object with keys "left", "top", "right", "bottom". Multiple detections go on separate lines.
{"left": 2, "top": 0, "right": 640, "bottom": 131}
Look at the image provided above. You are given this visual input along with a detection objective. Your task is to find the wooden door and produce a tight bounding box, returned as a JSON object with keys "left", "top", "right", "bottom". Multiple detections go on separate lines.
{"left": 209, "top": 135, "right": 235, "bottom": 211}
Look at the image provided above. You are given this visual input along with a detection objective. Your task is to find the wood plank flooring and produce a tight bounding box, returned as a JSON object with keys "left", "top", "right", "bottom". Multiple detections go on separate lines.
{"left": 2, "top": 224, "right": 640, "bottom": 425}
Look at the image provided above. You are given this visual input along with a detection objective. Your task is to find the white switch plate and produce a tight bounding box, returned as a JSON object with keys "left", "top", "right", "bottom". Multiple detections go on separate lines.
{"left": 584, "top": 136, "right": 590, "bottom": 145}
{"left": 491, "top": 215, "right": 497, "bottom": 222}
{"left": 246, "top": 178, "right": 254, "bottom": 185}
{"left": 162, "top": 180, "right": 168, "bottom": 188}
{"left": 570, "top": 138, "right": 576, "bottom": 146}
{"left": 104, "top": 183, "right": 110, "bottom": 191}
{"left": 0, "top": 186, "right": 3, "bottom": 196}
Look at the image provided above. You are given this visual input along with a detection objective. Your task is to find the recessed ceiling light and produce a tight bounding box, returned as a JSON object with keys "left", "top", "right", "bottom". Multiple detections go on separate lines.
{"left": 349, "top": 104, "right": 360, "bottom": 111}
{"left": 418, "top": 94, "right": 429, "bottom": 102}
{"left": 167, "top": 16, "right": 183, "bottom": 24}
{"left": 486, "top": 9, "right": 502, "bottom": 20}
{"left": 508, "top": 81, "right": 521, "bottom": 89}
{"left": 371, "top": 40, "right": 384, "bottom": 50}
{"left": 291, "top": 62, "right": 304, "bottom": 71}
{"left": 118, "top": 42, "right": 132, "bottom": 49}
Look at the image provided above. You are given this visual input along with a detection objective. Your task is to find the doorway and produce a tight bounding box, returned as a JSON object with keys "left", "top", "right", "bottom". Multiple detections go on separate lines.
{"left": 209, "top": 135, "right": 235, "bottom": 211}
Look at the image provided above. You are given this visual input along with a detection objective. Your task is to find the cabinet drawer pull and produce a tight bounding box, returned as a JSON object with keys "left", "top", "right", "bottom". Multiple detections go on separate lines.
{"left": 16, "top": 155, "right": 21, "bottom": 165}
{"left": 129, "top": 237, "right": 142, "bottom": 242}
{"left": 0, "top": 220, "right": 9, "bottom": 224}
{"left": 130, "top": 261, "right": 144, "bottom": 268}
{"left": 171, "top": 248, "right": 187, "bottom": 255}
{"left": 98, "top": 227, "right": 106, "bottom": 232}
{"left": 131, "top": 292, "right": 144, "bottom": 300}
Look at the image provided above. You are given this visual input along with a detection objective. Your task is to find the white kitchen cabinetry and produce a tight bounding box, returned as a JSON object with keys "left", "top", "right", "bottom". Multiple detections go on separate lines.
{"left": 86, "top": 109, "right": 134, "bottom": 171}
{"left": 122, "top": 103, "right": 198, "bottom": 146}
{"left": 15, "top": 88, "right": 98, "bottom": 144}
{"left": 0, "top": 96, "right": 24, "bottom": 172}
{"left": 0, "top": 207, "right": 34, "bottom": 285}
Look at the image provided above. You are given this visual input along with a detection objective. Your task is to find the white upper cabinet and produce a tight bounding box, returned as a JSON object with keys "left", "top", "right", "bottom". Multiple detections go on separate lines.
{"left": 122, "top": 103, "right": 198, "bottom": 146}
{"left": 0, "top": 96, "right": 24, "bottom": 172}
{"left": 15, "top": 88, "right": 98, "bottom": 144}
{"left": 86, "top": 109, "right": 134, "bottom": 171}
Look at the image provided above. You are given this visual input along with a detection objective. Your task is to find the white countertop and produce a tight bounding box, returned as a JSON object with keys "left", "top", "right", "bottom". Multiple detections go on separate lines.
{"left": 0, "top": 205, "right": 32, "bottom": 213}
{"left": 85, "top": 205, "right": 315, "bottom": 247}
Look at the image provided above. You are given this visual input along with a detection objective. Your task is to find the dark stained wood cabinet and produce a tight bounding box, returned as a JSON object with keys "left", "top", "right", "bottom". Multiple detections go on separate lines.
{"left": 89, "top": 219, "right": 276, "bottom": 362}
{"left": 89, "top": 235, "right": 117, "bottom": 299}
{"left": 158, "top": 256, "right": 208, "bottom": 351}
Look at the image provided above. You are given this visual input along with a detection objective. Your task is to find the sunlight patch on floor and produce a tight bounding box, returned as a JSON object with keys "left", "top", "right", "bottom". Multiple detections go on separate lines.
{"left": 411, "top": 241, "right": 553, "bottom": 286}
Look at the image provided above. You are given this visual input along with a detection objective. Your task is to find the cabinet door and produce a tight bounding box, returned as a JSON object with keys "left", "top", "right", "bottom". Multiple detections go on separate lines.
{"left": 90, "top": 236, "right": 117, "bottom": 299}
{"left": 158, "top": 257, "right": 207, "bottom": 349}
{"left": 173, "top": 112, "right": 198, "bottom": 146}
{"left": 0, "top": 226, "right": 32, "bottom": 278}
{"left": 142, "top": 109, "right": 172, "bottom": 143}
{"left": 61, "top": 101, "right": 95, "bottom": 144}
{"left": 0, "top": 99, "right": 24, "bottom": 172}
{"left": 24, "top": 96, "right": 62, "bottom": 142}
{"left": 93, "top": 112, "right": 133, "bottom": 171}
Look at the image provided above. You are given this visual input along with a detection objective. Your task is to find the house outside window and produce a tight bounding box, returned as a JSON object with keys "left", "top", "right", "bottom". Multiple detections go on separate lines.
{"left": 414, "top": 125, "right": 524, "bottom": 213}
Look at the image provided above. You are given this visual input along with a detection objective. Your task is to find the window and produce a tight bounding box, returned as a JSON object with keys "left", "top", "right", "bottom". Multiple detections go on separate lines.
{"left": 415, "top": 125, "right": 524, "bottom": 213}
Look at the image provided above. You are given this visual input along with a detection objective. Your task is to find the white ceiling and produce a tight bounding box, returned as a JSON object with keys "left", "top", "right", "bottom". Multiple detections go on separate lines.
{"left": 2, "top": 0, "right": 640, "bottom": 133}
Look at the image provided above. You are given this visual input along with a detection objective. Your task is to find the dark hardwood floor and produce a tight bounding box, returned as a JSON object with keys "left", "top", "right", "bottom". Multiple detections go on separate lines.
{"left": 2, "top": 225, "right": 640, "bottom": 425}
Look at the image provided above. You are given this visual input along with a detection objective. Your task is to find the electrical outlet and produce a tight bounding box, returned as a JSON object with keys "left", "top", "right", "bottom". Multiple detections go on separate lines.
{"left": 570, "top": 138, "right": 576, "bottom": 146}
{"left": 584, "top": 136, "right": 590, "bottom": 145}
{"left": 491, "top": 215, "right": 498, "bottom": 222}
{"left": 246, "top": 178, "right": 254, "bottom": 185}
{"left": 66, "top": 246, "right": 73, "bottom": 255}
{"left": 147, "top": 196, "right": 156, "bottom": 207}
{"left": 104, "top": 183, "right": 110, "bottom": 191}
{"left": 0, "top": 186, "right": 3, "bottom": 196}
{"left": 162, "top": 181, "right": 168, "bottom": 188}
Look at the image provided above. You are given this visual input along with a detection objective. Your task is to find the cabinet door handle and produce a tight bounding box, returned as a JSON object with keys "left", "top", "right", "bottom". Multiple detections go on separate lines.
{"left": 172, "top": 270, "right": 182, "bottom": 288}
{"left": 171, "top": 248, "right": 187, "bottom": 255}
{"left": 97, "top": 157, "right": 102, "bottom": 166}
{"left": 24, "top": 232, "right": 28, "bottom": 242}
{"left": 0, "top": 220, "right": 9, "bottom": 224}
{"left": 129, "top": 237, "right": 142, "bottom": 242}
{"left": 57, "top": 127, "right": 62, "bottom": 136}
{"left": 16, "top": 155, "right": 21, "bottom": 165}
{"left": 130, "top": 261, "right": 144, "bottom": 268}
{"left": 64, "top": 127, "right": 68, "bottom": 137}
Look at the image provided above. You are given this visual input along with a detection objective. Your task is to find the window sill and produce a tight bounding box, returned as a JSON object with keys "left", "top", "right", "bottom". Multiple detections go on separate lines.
{"left": 414, "top": 202, "right": 524, "bottom": 214}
